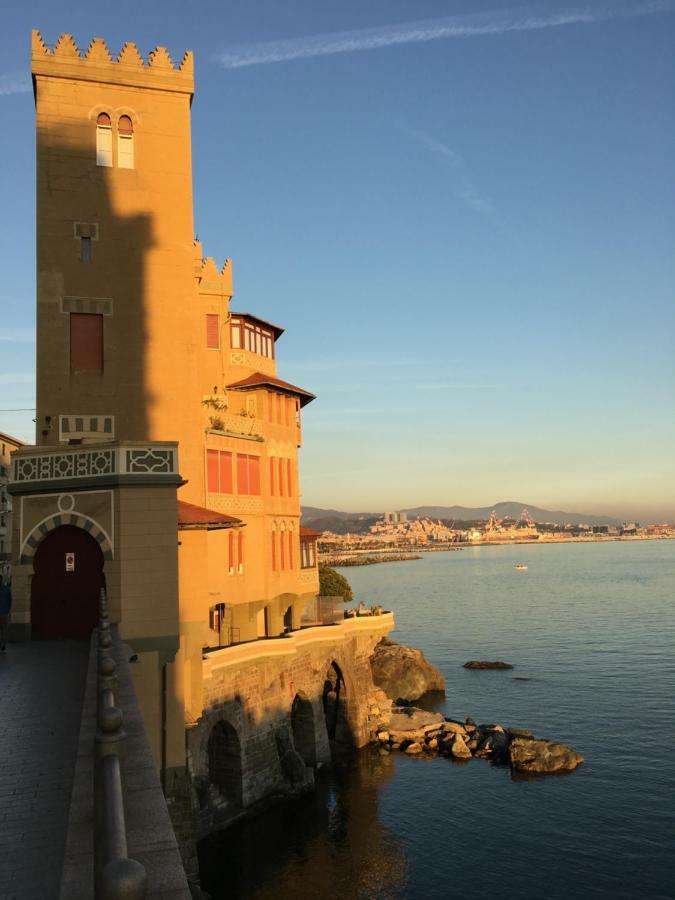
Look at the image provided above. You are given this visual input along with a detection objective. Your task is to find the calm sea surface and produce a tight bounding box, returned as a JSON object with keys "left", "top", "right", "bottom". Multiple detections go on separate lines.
{"left": 199, "top": 540, "right": 675, "bottom": 899}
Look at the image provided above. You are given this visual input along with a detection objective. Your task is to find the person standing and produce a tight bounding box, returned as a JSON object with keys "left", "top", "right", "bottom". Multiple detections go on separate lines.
{"left": 0, "top": 578, "right": 12, "bottom": 652}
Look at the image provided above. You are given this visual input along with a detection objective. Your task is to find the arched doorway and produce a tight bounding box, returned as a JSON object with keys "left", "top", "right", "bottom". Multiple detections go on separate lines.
{"left": 323, "top": 661, "right": 352, "bottom": 755}
{"left": 31, "top": 525, "right": 104, "bottom": 639}
{"left": 291, "top": 693, "right": 316, "bottom": 766}
{"left": 207, "top": 720, "right": 243, "bottom": 806}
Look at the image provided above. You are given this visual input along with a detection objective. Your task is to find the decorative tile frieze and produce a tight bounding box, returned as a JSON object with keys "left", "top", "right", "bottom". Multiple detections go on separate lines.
{"left": 124, "top": 447, "right": 175, "bottom": 474}
{"left": 11, "top": 443, "right": 178, "bottom": 488}
{"left": 229, "top": 351, "right": 275, "bottom": 376}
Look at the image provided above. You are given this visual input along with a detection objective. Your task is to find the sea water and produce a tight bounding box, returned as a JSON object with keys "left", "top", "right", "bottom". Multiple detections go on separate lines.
{"left": 199, "top": 540, "right": 675, "bottom": 899}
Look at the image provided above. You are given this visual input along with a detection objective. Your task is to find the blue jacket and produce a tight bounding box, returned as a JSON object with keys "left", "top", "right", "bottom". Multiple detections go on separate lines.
{"left": 0, "top": 584, "right": 11, "bottom": 616}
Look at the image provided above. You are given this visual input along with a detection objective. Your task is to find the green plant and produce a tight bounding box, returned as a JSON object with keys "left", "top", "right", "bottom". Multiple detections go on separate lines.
{"left": 318, "top": 565, "right": 354, "bottom": 603}
{"left": 208, "top": 416, "right": 225, "bottom": 431}
{"left": 202, "top": 396, "right": 228, "bottom": 412}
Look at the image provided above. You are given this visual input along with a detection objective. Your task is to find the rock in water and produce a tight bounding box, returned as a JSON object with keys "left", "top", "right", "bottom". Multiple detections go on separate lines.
{"left": 463, "top": 660, "right": 514, "bottom": 670}
{"left": 371, "top": 638, "right": 446, "bottom": 702}
{"left": 509, "top": 738, "right": 584, "bottom": 774}
{"left": 389, "top": 707, "right": 444, "bottom": 732}
{"left": 449, "top": 734, "right": 472, "bottom": 759}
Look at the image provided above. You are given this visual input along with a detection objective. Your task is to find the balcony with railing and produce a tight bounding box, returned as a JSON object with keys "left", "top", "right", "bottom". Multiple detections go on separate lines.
{"left": 8, "top": 441, "right": 181, "bottom": 493}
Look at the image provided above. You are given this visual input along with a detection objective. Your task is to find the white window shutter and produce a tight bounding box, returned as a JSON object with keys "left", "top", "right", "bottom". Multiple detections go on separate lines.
{"left": 118, "top": 134, "right": 134, "bottom": 169}
{"left": 96, "top": 126, "right": 112, "bottom": 167}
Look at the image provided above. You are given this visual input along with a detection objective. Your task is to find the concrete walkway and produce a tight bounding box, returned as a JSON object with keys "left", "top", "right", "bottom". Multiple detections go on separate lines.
{"left": 0, "top": 640, "right": 89, "bottom": 900}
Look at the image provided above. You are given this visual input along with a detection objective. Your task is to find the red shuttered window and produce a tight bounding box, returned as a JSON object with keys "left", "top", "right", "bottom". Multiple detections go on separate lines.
{"left": 237, "top": 531, "right": 244, "bottom": 572}
{"left": 288, "top": 532, "right": 294, "bottom": 569}
{"left": 228, "top": 532, "right": 234, "bottom": 574}
{"left": 236, "top": 454, "right": 261, "bottom": 496}
{"left": 70, "top": 313, "right": 103, "bottom": 373}
{"left": 206, "top": 314, "right": 219, "bottom": 349}
{"left": 269, "top": 457, "right": 276, "bottom": 496}
{"left": 271, "top": 531, "right": 277, "bottom": 571}
{"left": 280, "top": 531, "right": 286, "bottom": 570}
{"left": 220, "top": 452, "right": 233, "bottom": 493}
{"left": 278, "top": 458, "right": 285, "bottom": 497}
{"left": 206, "top": 450, "right": 233, "bottom": 493}
{"left": 286, "top": 459, "right": 293, "bottom": 497}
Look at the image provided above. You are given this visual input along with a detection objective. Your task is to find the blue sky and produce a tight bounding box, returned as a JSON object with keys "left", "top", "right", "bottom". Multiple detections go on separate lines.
{"left": 1, "top": 1, "right": 673, "bottom": 519}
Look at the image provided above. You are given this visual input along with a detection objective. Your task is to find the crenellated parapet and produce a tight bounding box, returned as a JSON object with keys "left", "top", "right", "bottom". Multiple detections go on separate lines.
{"left": 31, "top": 29, "right": 193, "bottom": 95}
{"left": 194, "top": 241, "right": 233, "bottom": 297}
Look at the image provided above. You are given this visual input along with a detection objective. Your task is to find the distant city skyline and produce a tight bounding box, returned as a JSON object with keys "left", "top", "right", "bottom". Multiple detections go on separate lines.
{"left": 1, "top": 0, "right": 673, "bottom": 522}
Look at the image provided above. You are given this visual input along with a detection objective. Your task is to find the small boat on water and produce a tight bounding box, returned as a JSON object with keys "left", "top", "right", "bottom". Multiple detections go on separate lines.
{"left": 513, "top": 564, "right": 528, "bottom": 571}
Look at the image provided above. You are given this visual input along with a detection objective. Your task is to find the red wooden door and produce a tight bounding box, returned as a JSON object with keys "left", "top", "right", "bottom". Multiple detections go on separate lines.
{"left": 31, "top": 525, "right": 104, "bottom": 639}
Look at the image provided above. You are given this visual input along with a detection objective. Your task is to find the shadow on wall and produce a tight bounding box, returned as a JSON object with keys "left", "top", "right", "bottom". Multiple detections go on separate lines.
{"left": 191, "top": 660, "right": 357, "bottom": 836}
{"left": 36, "top": 127, "right": 156, "bottom": 447}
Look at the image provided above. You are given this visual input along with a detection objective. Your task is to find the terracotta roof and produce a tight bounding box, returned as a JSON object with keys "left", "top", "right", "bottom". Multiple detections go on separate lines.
{"left": 230, "top": 312, "right": 285, "bottom": 339}
{"left": 177, "top": 500, "right": 243, "bottom": 530}
{"left": 300, "top": 527, "right": 322, "bottom": 538}
{"left": 227, "top": 373, "right": 316, "bottom": 407}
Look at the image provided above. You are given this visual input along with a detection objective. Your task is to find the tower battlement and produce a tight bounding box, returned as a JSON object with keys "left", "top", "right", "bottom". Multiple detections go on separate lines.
{"left": 31, "top": 30, "right": 193, "bottom": 95}
{"left": 194, "top": 241, "right": 233, "bottom": 297}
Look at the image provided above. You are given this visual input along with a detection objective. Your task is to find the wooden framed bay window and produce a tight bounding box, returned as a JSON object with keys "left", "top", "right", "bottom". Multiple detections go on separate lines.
{"left": 231, "top": 316, "right": 275, "bottom": 359}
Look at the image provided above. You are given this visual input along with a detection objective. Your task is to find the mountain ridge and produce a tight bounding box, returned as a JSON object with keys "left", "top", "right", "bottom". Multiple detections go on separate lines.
{"left": 302, "top": 501, "right": 622, "bottom": 528}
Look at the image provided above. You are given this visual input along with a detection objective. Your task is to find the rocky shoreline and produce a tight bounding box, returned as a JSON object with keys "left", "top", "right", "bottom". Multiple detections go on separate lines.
{"left": 368, "top": 639, "right": 584, "bottom": 775}
{"left": 367, "top": 705, "right": 584, "bottom": 775}
{"left": 321, "top": 553, "right": 422, "bottom": 567}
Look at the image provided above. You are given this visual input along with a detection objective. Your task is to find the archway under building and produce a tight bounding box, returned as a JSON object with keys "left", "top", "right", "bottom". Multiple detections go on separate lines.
{"left": 207, "top": 720, "right": 243, "bottom": 807}
{"left": 322, "top": 661, "right": 352, "bottom": 756}
{"left": 291, "top": 692, "right": 316, "bottom": 767}
{"left": 30, "top": 524, "right": 104, "bottom": 639}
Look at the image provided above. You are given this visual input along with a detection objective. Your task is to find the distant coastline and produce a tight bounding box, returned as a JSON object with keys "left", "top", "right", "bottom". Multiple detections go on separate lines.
{"left": 320, "top": 533, "right": 674, "bottom": 567}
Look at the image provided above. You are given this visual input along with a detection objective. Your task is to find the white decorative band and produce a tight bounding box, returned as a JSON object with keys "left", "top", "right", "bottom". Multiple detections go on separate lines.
{"left": 12, "top": 444, "right": 178, "bottom": 484}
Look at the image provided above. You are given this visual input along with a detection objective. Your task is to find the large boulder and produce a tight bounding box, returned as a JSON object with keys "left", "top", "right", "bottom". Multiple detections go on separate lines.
{"left": 371, "top": 638, "right": 445, "bottom": 702}
{"left": 509, "top": 738, "right": 584, "bottom": 774}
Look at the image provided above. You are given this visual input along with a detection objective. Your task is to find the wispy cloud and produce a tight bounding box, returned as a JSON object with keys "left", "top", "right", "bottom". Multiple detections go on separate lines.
{"left": 401, "top": 125, "right": 497, "bottom": 219}
{"left": 0, "top": 328, "right": 34, "bottom": 343}
{"left": 0, "top": 73, "right": 31, "bottom": 96}
{"left": 214, "top": 1, "right": 675, "bottom": 69}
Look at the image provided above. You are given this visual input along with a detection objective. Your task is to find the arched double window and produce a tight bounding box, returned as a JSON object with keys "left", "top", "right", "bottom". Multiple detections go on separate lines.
{"left": 96, "top": 113, "right": 112, "bottom": 167}
{"left": 95, "top": 113, "right": 135, "bottom": 169}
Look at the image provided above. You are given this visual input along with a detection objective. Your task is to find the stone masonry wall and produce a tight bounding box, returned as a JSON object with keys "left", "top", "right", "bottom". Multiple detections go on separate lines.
{"left": 186, "top": 620, "right": 393, "bottom": 839}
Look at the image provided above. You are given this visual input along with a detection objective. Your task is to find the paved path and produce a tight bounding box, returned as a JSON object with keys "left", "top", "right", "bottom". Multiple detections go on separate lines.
{"left": 0, "top": 640, "right": 89, "bottom": 899}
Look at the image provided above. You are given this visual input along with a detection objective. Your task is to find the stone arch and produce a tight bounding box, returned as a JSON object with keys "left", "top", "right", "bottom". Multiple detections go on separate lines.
{"left": 322, "top": 660, "right": 353, "bottom": 754}
{"left": 21, "top": 511, "right": 113, "bottom": 564}
{"left": 192, "top": 702, "right": 247, "bottom": 806}
{"left": 207, "top": 720, "right": 243, "bottom": 807}
{"left": 291, "top": 692, "right": 316, "bottom": 766}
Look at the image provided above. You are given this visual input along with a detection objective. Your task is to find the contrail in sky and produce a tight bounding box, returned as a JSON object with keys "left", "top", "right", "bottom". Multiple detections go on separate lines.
{"left": 215, "top": 1, "right": 674, "bottom": 69}
{"left": 401, "top": 126, "right": 498, "bottom": 220}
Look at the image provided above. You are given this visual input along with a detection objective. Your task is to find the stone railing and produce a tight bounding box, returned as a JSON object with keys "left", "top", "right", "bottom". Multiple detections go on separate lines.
{"left": 9, "top": 442, "right": 180, "bottom": 492}
{"left": 95, "top": 591, "right": 147, "bottom": 898}
{"left": 60, "top": 599, "right": 191, "bottom": 898}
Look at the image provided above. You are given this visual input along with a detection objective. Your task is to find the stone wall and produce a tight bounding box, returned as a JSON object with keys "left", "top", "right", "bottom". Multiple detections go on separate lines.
{"left": 185, "top": 615, "right": 394, "bottom": 838}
